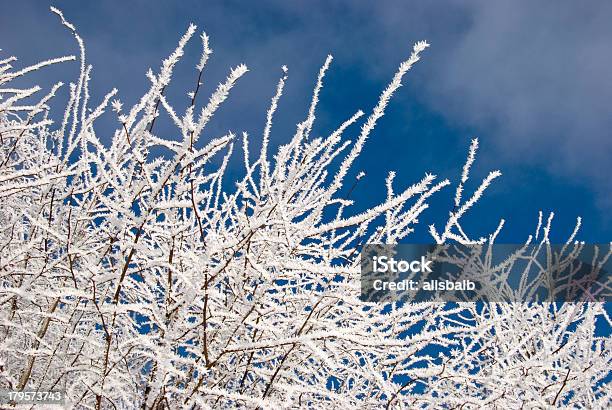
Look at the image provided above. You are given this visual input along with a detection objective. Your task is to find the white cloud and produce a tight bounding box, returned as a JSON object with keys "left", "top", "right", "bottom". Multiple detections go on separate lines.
{"left": 420, "top": 0, "right": 612, "bottom": 208}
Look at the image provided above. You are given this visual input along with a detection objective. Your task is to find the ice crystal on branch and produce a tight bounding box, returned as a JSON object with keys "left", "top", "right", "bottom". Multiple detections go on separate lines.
{"left": 0, "top": 8, "right": 609, "bottom": 410}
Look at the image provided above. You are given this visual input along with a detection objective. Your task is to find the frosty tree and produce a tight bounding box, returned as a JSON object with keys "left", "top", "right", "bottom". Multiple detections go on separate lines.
{"left": 0, "top": 8, "right": 610, "bottom": 409}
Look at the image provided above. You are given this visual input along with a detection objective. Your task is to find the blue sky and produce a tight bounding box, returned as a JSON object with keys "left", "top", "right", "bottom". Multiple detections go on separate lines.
{"left": 2, "top": 0, "right": 610, "bottom": 242}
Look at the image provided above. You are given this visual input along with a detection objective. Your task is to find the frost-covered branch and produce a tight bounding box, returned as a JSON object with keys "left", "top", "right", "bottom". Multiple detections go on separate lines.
{"left": 0, "top": 8, "right": 608, "bottom": 410}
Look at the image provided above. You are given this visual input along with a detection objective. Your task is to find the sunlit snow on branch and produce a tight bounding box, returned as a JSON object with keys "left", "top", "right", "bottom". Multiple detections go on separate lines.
{"left": 0, "top": 8, "right": 609, "bottom": 410}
